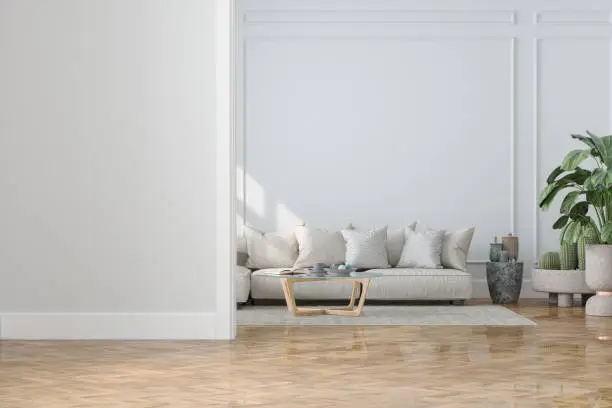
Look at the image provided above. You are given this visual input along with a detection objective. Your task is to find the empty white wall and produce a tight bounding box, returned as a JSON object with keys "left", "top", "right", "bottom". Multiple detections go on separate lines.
{"left": 238, "top": 0, "right": 612, "bottom": 296}
{"left": 0, "top": 0, "right": 219, "bottom": 338}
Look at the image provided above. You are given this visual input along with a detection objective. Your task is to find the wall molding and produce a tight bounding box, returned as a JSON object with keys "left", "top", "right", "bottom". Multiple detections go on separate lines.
{"left": 534, "top": 10, "right": 612, "bottom": 26}
{"left": 533, "top": 38, "right": 540, "bottom": 260}
{"left": 533, "top": 36, "right": 612, "bottom": 259}
{"left": 0, "top": 313, "right": 217, "bottom": 340}
{"left": 216, "top": 0, "right": 237, "bottom": 340}
{"left": 244, "top": 10, "right": 516, "bottom": 25}
{"left": 240, "top": 35, "right": 517, "bottom": 245}
{"left": 509, "top": 37, "right": 517, "bottom": 234}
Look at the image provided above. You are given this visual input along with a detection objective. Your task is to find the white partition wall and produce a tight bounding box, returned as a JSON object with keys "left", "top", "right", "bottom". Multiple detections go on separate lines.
{"left": 0, "top": 0, "right": 222, "bottom": 339}
{"left": 237, "top": 0, "right": 612, "bottom": 296}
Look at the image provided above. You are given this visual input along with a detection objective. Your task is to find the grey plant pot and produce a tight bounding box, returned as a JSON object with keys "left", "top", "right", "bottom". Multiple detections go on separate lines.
{"left": 585, "top": 244, "right": 612, "bottom": 316}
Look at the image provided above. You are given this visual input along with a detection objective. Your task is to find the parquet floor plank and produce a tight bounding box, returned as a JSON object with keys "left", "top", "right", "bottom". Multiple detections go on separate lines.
{"left": 2, "top": 300, "right": 612, "bottom": 407}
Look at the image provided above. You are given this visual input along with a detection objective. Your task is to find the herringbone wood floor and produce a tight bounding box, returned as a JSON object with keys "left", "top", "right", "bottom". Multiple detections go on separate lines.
{"left": 2, "top": 300, "right": 612, "bottom": 407}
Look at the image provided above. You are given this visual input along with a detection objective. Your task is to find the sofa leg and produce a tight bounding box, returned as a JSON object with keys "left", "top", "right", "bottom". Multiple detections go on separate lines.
{"left": 558, "top": 293, "right": 573, "bottom": 307}
{"left": 549, "top": 293, "right": 558, "bottom": 306}
{"left": 451, "top": 300, "right": 466, "bottom": 306}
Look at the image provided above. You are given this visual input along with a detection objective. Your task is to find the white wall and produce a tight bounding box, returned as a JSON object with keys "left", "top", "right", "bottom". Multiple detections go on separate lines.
{"left": 0, "top": 0, "right": 220, "bottom": 338}
{"left": 238, "top": 0, "right": 612, "bottom": 297}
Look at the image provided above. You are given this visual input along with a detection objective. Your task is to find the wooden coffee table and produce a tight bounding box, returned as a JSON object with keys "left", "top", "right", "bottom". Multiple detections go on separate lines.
{"left": 265, "top": 272, "right": 382, "bottom": 317}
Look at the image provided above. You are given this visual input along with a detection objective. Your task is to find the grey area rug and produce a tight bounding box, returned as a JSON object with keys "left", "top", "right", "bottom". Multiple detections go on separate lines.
{"left": 238, "top": 305, "right": 536, "bottom": 326}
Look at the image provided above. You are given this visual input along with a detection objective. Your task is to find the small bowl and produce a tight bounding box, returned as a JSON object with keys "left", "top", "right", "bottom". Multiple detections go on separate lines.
{"left": 307, "top": 268, "right": 327, "bottom": 276}
{"left": 327, "top": 268, "right": 353, "bottom": 276}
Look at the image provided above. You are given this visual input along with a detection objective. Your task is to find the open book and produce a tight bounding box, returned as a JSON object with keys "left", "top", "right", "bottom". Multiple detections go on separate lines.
{"left": 258, "top": 268, "right": 308, "bottom": 276}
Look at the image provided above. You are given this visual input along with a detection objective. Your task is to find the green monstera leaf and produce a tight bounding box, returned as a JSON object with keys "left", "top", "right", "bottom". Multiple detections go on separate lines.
{"left": 546, "top": 166, "right": 565, "bottom": 184}
{"left": 561, "top": 150, "right": 591, "bottom": 171}
{"left": 553, "top": 215, "right": 569, "bottom": 230}
{"left": 569, "top": 201, "right": 589, "bottom": 220}
{"left": 542, "top": 132, "right": 612, "bottom": 246}
{"left": 560, "top": 191, "right": 582, "bottom": 214}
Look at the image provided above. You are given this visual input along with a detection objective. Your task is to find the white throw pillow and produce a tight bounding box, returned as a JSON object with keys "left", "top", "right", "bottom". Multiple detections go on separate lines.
{"left": 348, "top": 222, "right": 416, "bottom": 267}
{"left": 440, "top": 227, "right": 475, "bottom": 271}
{"left": 341, "top": 226, "right": 389, "bottom": 268}
{"left": 387, "top": 223, "right": 417, "bottom": 267}
{"left": 397, "top": 228, "right": 445, "bottom": 269}
{"left": 293, "top": 226, "right": 346, "bottom": 268}
{"left": 415, "top": 222, "right": 475, "bottom": 271}
{"left": 244, "top": 226, "right": 298, "bottom": 269}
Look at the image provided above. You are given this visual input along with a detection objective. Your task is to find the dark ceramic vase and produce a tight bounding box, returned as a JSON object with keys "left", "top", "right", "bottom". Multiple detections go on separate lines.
{"left": 486, "top": 262, "right": 524, "bottom": 304}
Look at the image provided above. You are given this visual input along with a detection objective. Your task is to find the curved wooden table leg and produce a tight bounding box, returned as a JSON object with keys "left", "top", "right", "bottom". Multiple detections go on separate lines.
{"left": 281, "top": 278, "right": 326, "bottom": 316}
{"left": 326, "top": 279, "right": 370, "bottom": 317}
{"left": 281, "top": 277, "right": 371, "bottom": 317}
{"left": 346, "top": 281, "right": 360, "bottom": 310}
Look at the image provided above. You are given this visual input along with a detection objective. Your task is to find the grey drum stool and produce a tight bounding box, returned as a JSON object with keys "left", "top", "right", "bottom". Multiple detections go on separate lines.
{"left": 532, "top": 269, "right": 594, "bottom": 307}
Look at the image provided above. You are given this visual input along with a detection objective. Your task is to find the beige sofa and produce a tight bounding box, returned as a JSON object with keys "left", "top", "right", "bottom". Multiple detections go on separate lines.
{"left": 237, "top": 258, "right": 472, "bottom": 304}
{"left": 235, "top": 224, "right": 474, "bottom": 304}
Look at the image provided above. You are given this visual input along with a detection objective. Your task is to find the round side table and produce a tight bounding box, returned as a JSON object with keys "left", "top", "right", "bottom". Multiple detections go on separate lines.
{"left": 486, "top": 261, "right": 524, "bottom": 304}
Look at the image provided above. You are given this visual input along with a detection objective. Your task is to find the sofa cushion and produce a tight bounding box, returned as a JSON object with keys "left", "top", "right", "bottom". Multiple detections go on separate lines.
{"left": 349, "top": 223, "right": 416, "bottom": 267}
{"left": 250, "top": 268, "right": 358, "bottom": 300}
{"left": 386, "top": 224, "right": 416, "bottom": 267}
{"left": 244, "top": 226, "right": 298, "bottom": 269}
{"left": 363, "top": 268, "right": 472, "bottom": 300}
{"left": 416, "top": 223, "right": 475, "bottom": 271}
{"left": 341, "top": 226, "right": 389, "bottom": 268}
{"left": 397, "top": 228, "right": 445, "bottom": 269}
{"left": 293, "top": 225, "right": 346, "bottom": 268}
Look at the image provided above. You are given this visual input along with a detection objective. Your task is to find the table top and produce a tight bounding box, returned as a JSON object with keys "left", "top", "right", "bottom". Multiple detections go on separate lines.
{"left": 260, "top": 271, "right": 383, "bottom": 279}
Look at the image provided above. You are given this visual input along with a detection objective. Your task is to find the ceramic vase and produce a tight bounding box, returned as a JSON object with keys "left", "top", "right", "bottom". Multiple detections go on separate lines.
{"left": 489, "top": 243, "right": 503, "bottom": 262}
{"left": 585, "top": 244, "right": 612, "bottom": 316}
{"left": 502, "top": 233, "right": 519, "bottom": 260}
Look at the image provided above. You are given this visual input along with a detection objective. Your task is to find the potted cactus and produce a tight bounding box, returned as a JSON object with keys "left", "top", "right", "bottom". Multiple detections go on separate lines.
{"left": 538, "top": 131, "right": 612, "bottom": 315}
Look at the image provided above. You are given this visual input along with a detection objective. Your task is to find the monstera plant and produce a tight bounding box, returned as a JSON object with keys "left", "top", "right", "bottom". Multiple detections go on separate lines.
{"left": 538, "top": 131, "right": 612, "bottom": 244}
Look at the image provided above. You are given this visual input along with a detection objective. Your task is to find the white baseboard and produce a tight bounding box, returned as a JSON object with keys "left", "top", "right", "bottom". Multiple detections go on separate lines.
{"left": 472, "top": 279, "right": 547, "bottom": 299}
{"left": 0, "top": 281, "right": 547, "bottom": 339}
{"left": 0, "top": 313, "right": 218, "bottom": 340}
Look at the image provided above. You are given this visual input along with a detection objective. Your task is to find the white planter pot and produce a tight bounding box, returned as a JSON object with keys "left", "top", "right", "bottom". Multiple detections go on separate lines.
{"left": 585, "top": 244, "right": 612, "bottom": 316}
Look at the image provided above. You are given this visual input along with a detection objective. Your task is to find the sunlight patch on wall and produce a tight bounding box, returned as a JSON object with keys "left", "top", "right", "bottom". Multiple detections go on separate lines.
{"left": 244, "top": 172, "right": 265, "bottom": 219}
{"left": 276, "top": 202, "right": 303, "bottom": 231}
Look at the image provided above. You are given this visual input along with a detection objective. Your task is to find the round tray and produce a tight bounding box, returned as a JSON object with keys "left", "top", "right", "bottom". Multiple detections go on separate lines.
{"left": 326, "top": 269, "right": 353, "bottom": 277}
{"left": 305, "top": 270, "right": 327, "bottom": 276}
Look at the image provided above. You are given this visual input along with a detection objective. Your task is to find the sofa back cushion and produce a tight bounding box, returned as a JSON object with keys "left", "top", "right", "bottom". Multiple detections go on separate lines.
{"left": 244, "top": 226, "right": 298, "bottom": 269}
{"left": 293, "top": 225, "right": 346, "bottom": 268}
{"left": 348, "top": 222, "right": 416, "bottom": 267}
{"left": 440, "top": 227, "right": 475, "bottom": 271}
{"left": 416, "top": 222, "right": 475, "bottom": 271}
{"left": 387, "top": 223, "right": 417, "bottom": 267}
{"left": 397, "top": 228, "right": 446, "bottom": 269}
{"left": 341, "top": 226, "right": 389, "bottom": 268}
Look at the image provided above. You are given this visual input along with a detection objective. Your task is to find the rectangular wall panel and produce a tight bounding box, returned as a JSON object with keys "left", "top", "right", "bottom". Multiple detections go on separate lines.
{"left": 238, "top": 0, "right": 612, "bottom": 267}
{"left": 536, "top": 38, "right": 612, "bottom": 253}
{"left": 244, "top": 37, "right": 513, "bottom": 261}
